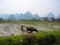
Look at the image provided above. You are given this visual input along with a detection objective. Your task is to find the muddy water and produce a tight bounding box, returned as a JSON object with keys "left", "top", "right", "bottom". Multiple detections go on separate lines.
{"left": 0, "top": 23, "right": 21, "bottom": 36}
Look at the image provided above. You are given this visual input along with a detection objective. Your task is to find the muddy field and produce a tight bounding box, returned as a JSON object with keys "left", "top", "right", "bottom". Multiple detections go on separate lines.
{"left": 0, "top": 23, "right": 60, "bottom": 36}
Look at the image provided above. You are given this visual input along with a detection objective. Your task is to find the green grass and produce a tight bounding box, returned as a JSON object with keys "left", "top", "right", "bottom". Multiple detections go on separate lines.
{"left": 33, "top": 30, "right": 60, "bottom": 37}
{"left": 0, "top": 20, "right": 60, "bottom": 26}
{"left": 32, "top": 30, "right": 60, "bottom": 45}
{"left": 0, "top": 30, "right": 60, "bottom": 45}
{"left": 0, "top": 35, "right": 23, "bottom": 45}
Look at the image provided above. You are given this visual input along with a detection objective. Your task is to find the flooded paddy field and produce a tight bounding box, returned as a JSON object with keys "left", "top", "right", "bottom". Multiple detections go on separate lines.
{"left": 0, "top": 23, "right": 60, "bottom": 36}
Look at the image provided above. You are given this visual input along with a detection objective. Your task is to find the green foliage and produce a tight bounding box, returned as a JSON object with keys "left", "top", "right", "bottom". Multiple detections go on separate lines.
{"left": 0, "top": 30, "right": 60, "bottom": 45}
{"left": 21, "top": 35, "right": 38, "bottom": 45}
{"left": 0, "top": 35, "right": 23, "bottom": 45}
{"left": 33, "top": 30, "right": 60, "bottom": 45}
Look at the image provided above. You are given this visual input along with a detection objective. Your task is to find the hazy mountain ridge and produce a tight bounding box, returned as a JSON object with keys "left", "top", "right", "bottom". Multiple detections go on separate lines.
{"left": 0, "top": 14, "right": 9, "bottom": 20}
{"left": 46, "top": 13, "right": 55, "bottom": 18}
{"left": 0, "top": 12, "right": 60, "bottom": 20}
{"left": 0, "top": 11, "right": 40, "bottom": 20}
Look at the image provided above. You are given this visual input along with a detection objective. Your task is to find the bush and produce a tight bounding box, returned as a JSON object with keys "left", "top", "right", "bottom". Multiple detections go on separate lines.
{"left": 37, "top": 34, "right": 56, "bottom": 45}
{"left": 20, "top": 34, "right": 56, "bottom": 45}
{"left": 21, "top": 35, "right": 37, "bottom": 45}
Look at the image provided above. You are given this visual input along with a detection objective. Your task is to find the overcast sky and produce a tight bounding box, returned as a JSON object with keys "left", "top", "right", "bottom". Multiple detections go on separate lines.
{"left": 0, "top": 0, "right": 60, "bottom": 17}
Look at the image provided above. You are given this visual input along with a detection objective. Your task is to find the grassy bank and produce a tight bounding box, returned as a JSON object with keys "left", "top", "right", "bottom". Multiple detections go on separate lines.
{"left": 0, "top": 20, "right": 60, "bottom": 26}
{"left": 0, "top": 30, "right": 60, "bottom": 45}
{"left": 0, "top": 35, "right": 23, "bottom": 45}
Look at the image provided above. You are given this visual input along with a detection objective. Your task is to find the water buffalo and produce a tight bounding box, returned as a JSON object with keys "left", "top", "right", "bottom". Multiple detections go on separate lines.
{"left": 21, "top": 25, "right": 38, "bottom": 33}
{"left": 26, "top": 27, "right": 38, "bottom": 33}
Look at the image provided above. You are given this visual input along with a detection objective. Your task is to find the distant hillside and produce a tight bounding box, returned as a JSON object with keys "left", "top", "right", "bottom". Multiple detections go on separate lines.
{"left": 8, "top": 14, "right": 16, "bottom": 20}
{"left": 0, "top": 17, "right": 4, "bottom": 20}
{"left": 0, "top": 14, "right": 9, "bottom": 20}
{"left": 15, "top": 13, "right": 24, "bottom": 20}
{"left": 46, "top": 13, "right": 55, "bottom": 18}
{"left": 0, "top": 11, "right": 40, "bottom": 20}
{"left": 12, "top": 11, "right": 40, "bottom": 20}
{"left": 1, "top": 12, "right": 60, "bottom": 20}
{"left": 57, "top": 14, "right": 60, "bottom": 19}
{"left": 34, "top": 14, "right": 40, "bottom": 20}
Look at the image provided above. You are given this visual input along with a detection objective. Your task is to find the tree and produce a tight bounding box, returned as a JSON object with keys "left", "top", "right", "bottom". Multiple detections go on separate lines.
{"left": 0, "top": 18, "right": 4, "bottom": 20}
{"left": 44, "top": 17, "right": 49, "bottom": 21}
